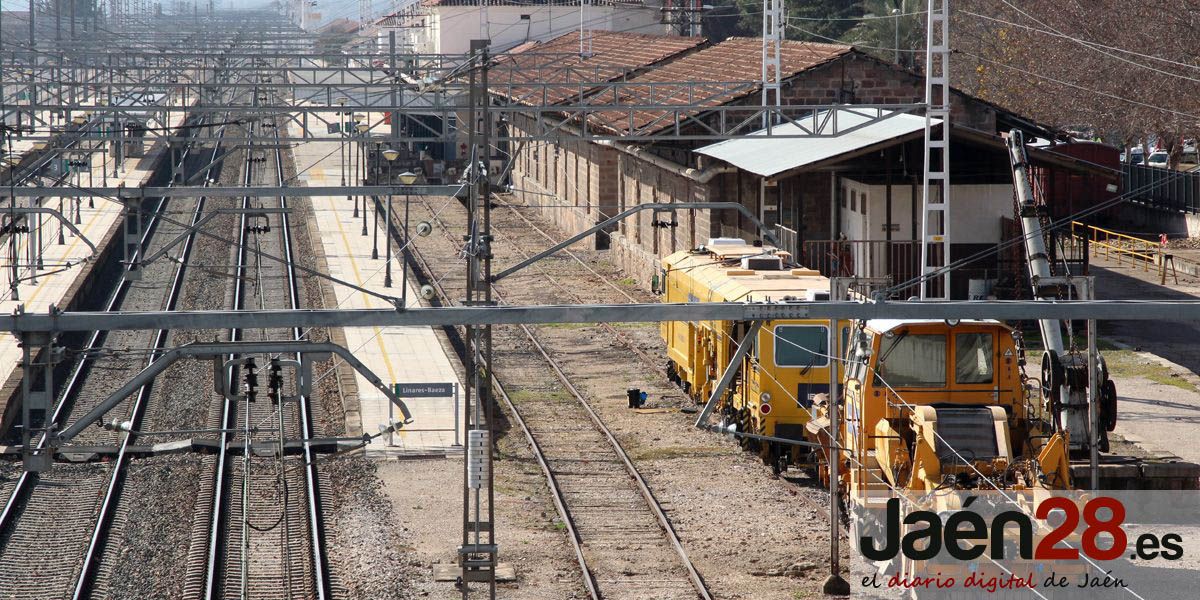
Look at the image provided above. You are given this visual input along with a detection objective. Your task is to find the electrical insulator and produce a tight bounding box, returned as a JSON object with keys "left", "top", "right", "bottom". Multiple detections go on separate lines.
{"left": 268, "top": 359, "right": 283, "bottom": 404}
{"left": 244, "top": 358, "right": 258, "bottom": 402}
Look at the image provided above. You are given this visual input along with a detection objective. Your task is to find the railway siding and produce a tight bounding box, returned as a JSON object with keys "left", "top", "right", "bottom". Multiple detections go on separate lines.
{"left": 400, "top": 191, "right": 848, "bottom": 599}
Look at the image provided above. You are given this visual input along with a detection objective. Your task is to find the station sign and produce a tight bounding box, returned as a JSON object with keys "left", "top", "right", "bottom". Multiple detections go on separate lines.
{"left": 393, "top": 382, "right": 455, "bottom": 397}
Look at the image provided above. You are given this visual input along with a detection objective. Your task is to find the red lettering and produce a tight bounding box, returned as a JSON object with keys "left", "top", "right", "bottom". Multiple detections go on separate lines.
{"left": 1036, "top": 497, "right": 1080, "bottom": 560}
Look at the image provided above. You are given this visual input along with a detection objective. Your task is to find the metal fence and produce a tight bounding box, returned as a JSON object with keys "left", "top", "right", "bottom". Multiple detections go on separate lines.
{"left": 1123, "top": 163, "right": 1200, "bottom": 213}
{"left": 802, "top": 239, "right": 921, "bottom": 296}
{"left": 774, "top": 224, "right": 801, "bottom": 260}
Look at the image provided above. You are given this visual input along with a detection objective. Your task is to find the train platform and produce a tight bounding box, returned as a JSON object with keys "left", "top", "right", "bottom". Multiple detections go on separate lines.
{"left": 0, "top": 109, "right": 187, "bottom": 432}
{"left": 286, "top": 119, "right": 463, "bottom": 456}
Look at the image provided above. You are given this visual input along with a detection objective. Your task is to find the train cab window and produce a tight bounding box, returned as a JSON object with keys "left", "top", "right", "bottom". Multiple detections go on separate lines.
{"left": 774, "top": 325, "right": 829, "bottom": 368}
{"left": 955, "top": 333, "right": 995, "bottom": 384}
{"left": 875, "top": 333, "right": 946, "bottom": 387}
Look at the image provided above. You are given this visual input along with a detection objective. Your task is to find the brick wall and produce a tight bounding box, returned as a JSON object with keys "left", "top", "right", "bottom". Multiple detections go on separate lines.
{"left": 611, "top": 151, "right": 718, "bottom": 286}
{"left": 771, "top": 53, "right": 996, "bottom": 132}
{"left": 508, "top": 114, "right": 620, "bottom": 248}
{"left": 504, "top": 52, "right": 1006, "bottom": 289}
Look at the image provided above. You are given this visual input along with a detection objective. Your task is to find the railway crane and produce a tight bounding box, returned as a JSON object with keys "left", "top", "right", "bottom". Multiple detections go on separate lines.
{"left": 1007, "top": 129, "right": 1118, "bottom": 458}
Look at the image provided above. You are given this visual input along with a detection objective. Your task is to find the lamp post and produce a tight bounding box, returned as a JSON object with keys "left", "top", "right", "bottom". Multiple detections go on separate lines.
{"left": 336, "top": 97, "right": 349, "bottom": 217}
{"left": 357, "top": 118, "right": 370, "bottom": 235}
{"left": 398, "top": 170, "right": 418, "bottom": 304}
{"left": 352, "top": 121, "right": 367, "bottom": 225}
{"left": 371, "top": 141, "right": 382, "bottom": 260}
{"left": 382, "top": 150, "right": 403, "bottom": 288}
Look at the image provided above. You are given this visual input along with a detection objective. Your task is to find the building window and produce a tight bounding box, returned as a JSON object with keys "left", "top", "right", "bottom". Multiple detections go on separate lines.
{"left": 850, "top": 190, "right": 856, "bottom": 212}
{"left": 860, "top": 192, "right": 867, "bottom": 216}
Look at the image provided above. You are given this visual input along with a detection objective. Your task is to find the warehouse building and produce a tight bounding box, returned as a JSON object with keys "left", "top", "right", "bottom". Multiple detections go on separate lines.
{"left": 497, "top": 31, "right": 1117, "bottom": 298}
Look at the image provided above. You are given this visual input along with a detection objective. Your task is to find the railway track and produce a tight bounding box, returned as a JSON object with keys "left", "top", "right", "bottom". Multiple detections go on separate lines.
{"left": 0, "top": 115, "right": 224, "bottom": 599}
{"left": 183, "top": 114, "right": 332, "bottom": 600}
{"left": 1, "top": 93, "right": 335, "bottom": 599}
{"left": 1, "top": 118, "right": 126, "bottom": 295}
{"left": 385, "top": 193, "right": 711, "bottom": 599}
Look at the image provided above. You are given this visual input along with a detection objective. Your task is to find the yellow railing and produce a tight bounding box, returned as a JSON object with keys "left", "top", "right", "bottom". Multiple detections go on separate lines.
{"left": 1070, "top": 221, "right": 1160, "bottom": 271}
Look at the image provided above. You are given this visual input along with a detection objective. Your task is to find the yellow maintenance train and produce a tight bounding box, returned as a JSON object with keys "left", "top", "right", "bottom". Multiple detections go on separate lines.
{"left": 659, "top": 238, "right": 848, "bottom": 473}
{"left": 659, "top": 238, "right": 1073, "bottom": 489}
{"left": 660, "top": 238, "right": 1081, "bottom": 583}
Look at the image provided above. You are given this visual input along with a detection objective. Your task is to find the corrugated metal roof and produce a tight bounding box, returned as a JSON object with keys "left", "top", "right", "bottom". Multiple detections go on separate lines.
{"left": 695, "top": 108, "right": 936, "bottom": 178}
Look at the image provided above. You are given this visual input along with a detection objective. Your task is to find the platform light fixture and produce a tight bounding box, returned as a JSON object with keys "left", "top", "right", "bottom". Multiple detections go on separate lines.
{"left": 381, "top": 151, "right": 402, "bottom": 288}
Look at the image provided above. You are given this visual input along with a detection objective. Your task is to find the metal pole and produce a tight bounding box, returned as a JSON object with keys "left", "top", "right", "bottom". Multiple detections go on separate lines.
{"left": 350, "top": 130, "right": 355, "bottom": 218}
{"left": 821, "top": 318, "right": 849, "bottom": 595}
{"left": 401, "top": 190, "right": 409, "bottom": 305}
{"left": 1088, "top": 319, "right": 1099, "bottom": 490}
{"left": 371, "top": 193, "right": 379, "bottom": 260}
{"left": 384, "top": 192, "right": 393, "bottom": 287}
{"left": 453, "top": 382, "right": 461, "bottom": 446}
{"left": 360, "top": 134, "right": 368, "bottom": 236}
{"left": 894, "top": 6, "right": 900, "bottom": 65}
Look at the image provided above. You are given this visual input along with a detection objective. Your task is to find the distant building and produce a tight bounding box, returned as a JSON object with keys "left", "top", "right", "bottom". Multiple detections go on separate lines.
{"left": 375, "top": 0, "right": 669, "bottom": 55}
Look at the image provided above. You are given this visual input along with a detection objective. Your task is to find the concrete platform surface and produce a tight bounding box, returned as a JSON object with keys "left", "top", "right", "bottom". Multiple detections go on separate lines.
{"left": 288, "top": 117, "right": 462, "bottom": 455}
{"left": 0, "top": 108, "right": 187, "bottom": 427}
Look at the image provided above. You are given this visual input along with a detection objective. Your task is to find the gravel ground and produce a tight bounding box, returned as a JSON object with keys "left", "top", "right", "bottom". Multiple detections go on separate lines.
{"left": 278, "top": 126, "right": 419, "bottom": 599}
{"left": 99, "top": 127, "right": 246, "bottom": 600}
{"left": 393, "top": 193, "right": 854, "bottom": 599}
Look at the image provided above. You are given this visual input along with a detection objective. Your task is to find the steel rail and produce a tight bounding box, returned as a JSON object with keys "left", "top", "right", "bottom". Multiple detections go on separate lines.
{"left": 392, "top": 196, "right": 712, "bottom": 599}
{"left": 274, "top": 126, "right": 332, "bottom": 600}
{"left": 383, "top": 200, "right": 601, "bottom": 599}
{"left": 503, "top": 301, "right": 713, "bottom": 600}
{"left": 71, "top": 117, "right": 223, "bottom": 599}
{"left": 200, "top": 120, "right": 253, "bottom": 600}
{"left": 0, "top": 117, "right": 213, "bottom": 539}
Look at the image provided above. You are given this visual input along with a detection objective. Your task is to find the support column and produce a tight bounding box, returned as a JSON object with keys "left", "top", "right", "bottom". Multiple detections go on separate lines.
{"left": 460, "top": 38, "right": 497, "bottom": 600}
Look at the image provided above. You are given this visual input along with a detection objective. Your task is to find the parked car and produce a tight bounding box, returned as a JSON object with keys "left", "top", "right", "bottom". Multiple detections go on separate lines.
{"left": 1147, "top": 151, "right": 1170, "bottom": 168}
{"left": 1121, "top": 149, "right": 1145, "bottom": 164}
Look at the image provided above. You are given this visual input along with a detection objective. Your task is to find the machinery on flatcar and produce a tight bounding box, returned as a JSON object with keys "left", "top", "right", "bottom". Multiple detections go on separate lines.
{"left": 811, "top": 318, "right": 1074, "bottom": 497}
{"left": 659, "top": 238, "right": 846, "bottom": 473}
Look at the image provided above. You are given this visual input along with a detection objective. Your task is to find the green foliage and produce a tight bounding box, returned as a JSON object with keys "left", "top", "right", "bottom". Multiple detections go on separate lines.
{"left": 709, "top": 0, "right": 864, "bottom": 44}
{"left": 841, "top": 0, "right": 924, "bottom": 69}
{"left": 782, "top": 0, "right": 864, "bottom": 43}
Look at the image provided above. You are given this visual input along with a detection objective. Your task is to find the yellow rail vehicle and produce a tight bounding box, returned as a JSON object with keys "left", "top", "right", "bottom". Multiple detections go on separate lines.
{"left": 659, "top": 240, "right": 846, "bottom": 472}
{"left": 826, "top": 318, "right": 1071, "bottom": 500}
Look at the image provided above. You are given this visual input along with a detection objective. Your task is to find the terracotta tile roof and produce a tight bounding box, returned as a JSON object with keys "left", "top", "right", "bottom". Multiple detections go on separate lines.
{"left": 490, "top": 31, "right": 707, "bottom": 107}
{"left": 584, "top": 37, "right": 853, "bottom": 135}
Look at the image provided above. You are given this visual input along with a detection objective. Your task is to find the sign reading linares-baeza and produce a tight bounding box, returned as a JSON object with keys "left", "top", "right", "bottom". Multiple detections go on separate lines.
{"left": 394, "top": 382, "right": 455, "bottom": 397}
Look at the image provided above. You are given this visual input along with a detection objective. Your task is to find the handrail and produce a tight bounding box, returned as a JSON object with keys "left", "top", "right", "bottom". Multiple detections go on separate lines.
{"left": 1070, "top": 220, "right": 1160, "bottom": 271}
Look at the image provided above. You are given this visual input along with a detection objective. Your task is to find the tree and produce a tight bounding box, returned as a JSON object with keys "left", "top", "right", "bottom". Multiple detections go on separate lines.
{"left": 951, "top": 1, "right": 1200, "bottom": 164}
{"left": 841, "top": 0, "right": 923, "bottom": 69}
{"left": 729, "top": 0, "right": 863, "bottom": 44}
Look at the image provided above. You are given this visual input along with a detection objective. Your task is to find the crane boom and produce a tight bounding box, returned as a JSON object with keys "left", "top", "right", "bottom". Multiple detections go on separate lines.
{"left": 1006, "top": 129, "right": 1115, "bottom": 456}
